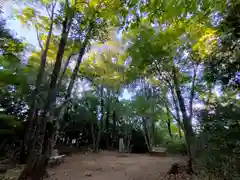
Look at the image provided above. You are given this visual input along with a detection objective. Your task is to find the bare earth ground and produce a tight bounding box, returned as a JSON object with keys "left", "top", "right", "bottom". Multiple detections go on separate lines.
{"left": 48, "top": 151, "right": 184, "bottom": 180}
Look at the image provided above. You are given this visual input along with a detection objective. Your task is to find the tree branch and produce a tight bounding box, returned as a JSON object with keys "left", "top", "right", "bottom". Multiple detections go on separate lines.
{"left": 152, "top": 60, "right": 175, "bottom": 90}
{"left": 152, "top": 61, "right": 183, "bottom": 128}
{"left": 35, "top": 25, "right": 43, "bottom": 50}
{"left": 45, "top": 6, "right": 51, "bottom": 19}
{"left": 169, "top": 84, "right": 184, "bottom": 130}
{"left": 155, "top": 92, "right": 179, "bottom": 122}
{"left": 45, "top": 0, "right": 57, "bottom": 20}
{"left": 165, "top": 101, "right": 179, "bottom": 123}
{"left": 57, "top": 53, "right": 76, "bottom": 88}
{"left": 189, "top": 64, "right": 198, "bottom": 121}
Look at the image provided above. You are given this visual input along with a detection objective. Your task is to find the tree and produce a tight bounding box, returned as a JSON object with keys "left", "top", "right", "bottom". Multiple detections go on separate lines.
{"left": 17, "top": 0, "right": 126, "bottom": 179}
{"left": 119, "top": 0, "right": 228, "bottom": 172}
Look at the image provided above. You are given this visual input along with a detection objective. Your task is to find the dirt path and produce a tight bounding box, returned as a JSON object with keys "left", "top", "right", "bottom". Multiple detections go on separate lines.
{"left": 48, "top": 151, "right": 183, "bottom": 180}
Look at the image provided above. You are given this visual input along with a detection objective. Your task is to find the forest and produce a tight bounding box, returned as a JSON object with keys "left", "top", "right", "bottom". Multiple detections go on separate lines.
{"left": 0, "top": 0, "right": 239, "bottom": 179}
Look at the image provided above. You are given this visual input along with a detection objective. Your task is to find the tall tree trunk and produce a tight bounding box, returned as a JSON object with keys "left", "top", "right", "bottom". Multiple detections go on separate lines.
{"left": 126, "top": 135, "right": 131, "bottom": 153}
{"left": 169, "top": 87, "right": 183, "bottom": 139}
{"left": 18, "top": 113, "right": 52, "bottom": 180}
{"left": 172, "top": 67, "right": 194, "bottom": 173}
{"left": 112, "top": 96, "right": 118, "bottom": 148}
{"left": 24, "top": 110, "right": 39, "bottom": 163}
{"left": 100, "top": 104, "right": 104, "bottom": 130}
{"left": 48, "top": 11, "right": 73, "bottom": 150}
{"left": 23, "top": 1, "right": 56, "bottom": 163}
{"left": 91, "top": 124, "right": 96, "bottom": 151}
{"left": 142, "top": 118, "right": 151, "bottom": 151}
{"left": 167, "top": 121, "right": 173, "bottom": 139}
{"left": 166, "top": 107, "right": 173, "bottom": 139}
{"left": 105, "top": 103, "right": 110, "bottom": 149}
{"left": 154, "top": 61, "right": 183, "bottom": 140}
{"left": 189, "top": 64, "right": 198, "bottom": 121}
{"left": 178, "top": 126, "right": 182, "bottom": 139}
{"left": 112, "top": 108, "right": 116, "bottom": 134}
{"left": 99, "top": 86, "right": 104, "bottom": 129}
{"left": 170, "top": 86, "right": 183, "bottom": 129}
{"left": 95, "top": 129, "right": 101, "bottom": 152}
{"left": 91, "top": 123, "right": 100, "bottom": 152}
{"left": 57, "top": 53, "right": 75, "bottom": 89}
{"left": 151, "top": 119, "right": 155, "bottom": 145}
{"left": 19, "top": 4, "right": 70, "bottom": 179}
{"left": 112, "top": 110, "right": 116, "bottom": 148}
{"left": 59, "top": 23, "right": 94, "bottom": 133}
{"left": 65, "top": 24, "right": 93, "bottom": 99}
{"left": 97, "top": 85, "right": 104, "bottom": 150}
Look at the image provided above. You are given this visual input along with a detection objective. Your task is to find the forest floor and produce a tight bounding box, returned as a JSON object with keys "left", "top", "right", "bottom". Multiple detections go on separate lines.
{"left": 47, "top": 151, "right": 185, "bottom": 180}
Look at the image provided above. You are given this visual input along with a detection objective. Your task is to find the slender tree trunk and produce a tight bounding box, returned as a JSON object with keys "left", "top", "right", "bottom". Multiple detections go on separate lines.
{"left": 46, "top": 4, "right": 75, "bottom": 154}
{"left": 155, "top": 61, "right": 184, "bottom": 141}
{"left": 189, "top": 64, "right": 198, "bottom": 121}
{"left": 24, "top": 8, "right": 55, "bottom": 158}
{"left": 127, "top": 135, "right": 131, "bottom": 153}
{"left": 57, "top": 53, "right": 74, "bottom": 89}
{"left": 142, "top": 118, "right": 151, "bottom": 151}
{"left": 95, "top": 128, "right": 101, "bottom": 152}
{"left": 151, "top": 120, "right": 155, "bottom": 145}
{"left": 172, "top": 67, "right": 194, "bottom": 173}
{"left": 23, "top": 2, "right": 56, "bottom": 161}
{"left": 178, "top": 126, "right": 182, "bottom": 139}
{"left": 112, "top": 108, "right": 116, "bottom": 135}
{"left": 100, "top": 101, "right": 104, "bottom": 130}
{"left": 169, "top": 87, "right": 183, "bottom": 139}
{"left": 170, "top": 86, "right": 183, "bottom": 129}
{"left": 205, "top": 84, "right": 213, "bottom": 110}
{"left": 91, "top": 124, "right": 96, "bottom": 151}
{"left": 112, "top": 110, "right": 116, "bottom": 148}
{"left": 65, "top": 24, "right": 92, "bottom": 99}
{"left": 105, "top": 103, "right": 110, "bottom": 149}
{"left": 90, "top": 122, "right": 100, "bottom": 152}
{"left": 166, "top": 108, "right": 173, "bottom": 139}
{"left": 19, "top": 4, "right": 70, "bottom": 179}
{"left": 47, "top": 12, "right": 71, "bottom": 150}
{"left": 24, "top": 110, "right": 39, "bottom": 163}
{"left": 18, "top": 113, "right": 52, "bottom": 180}
{"left": 97, "top": 86, "right": 104, "bottom": 151}
{"left": 106, "top": 109, "right": 109, "bottom": 130}
{"left": 112, "top": 93, "right": 119, "bottom": 146}
{"left": 167, "top": 121, "right": 173, "bottom": 139}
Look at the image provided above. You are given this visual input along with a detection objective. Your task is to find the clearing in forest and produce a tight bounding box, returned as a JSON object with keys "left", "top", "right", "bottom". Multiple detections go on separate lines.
{"left": 48, "top": 151, "right": 184, "bottom": 180}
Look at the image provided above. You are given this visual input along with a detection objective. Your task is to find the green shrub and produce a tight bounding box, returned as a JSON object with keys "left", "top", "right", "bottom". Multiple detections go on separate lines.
{"left": 164, "top": 139, "right": 187, "bottom": 154}
{"left": 195, "top": 117, "right": 240, "bottom": 180}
